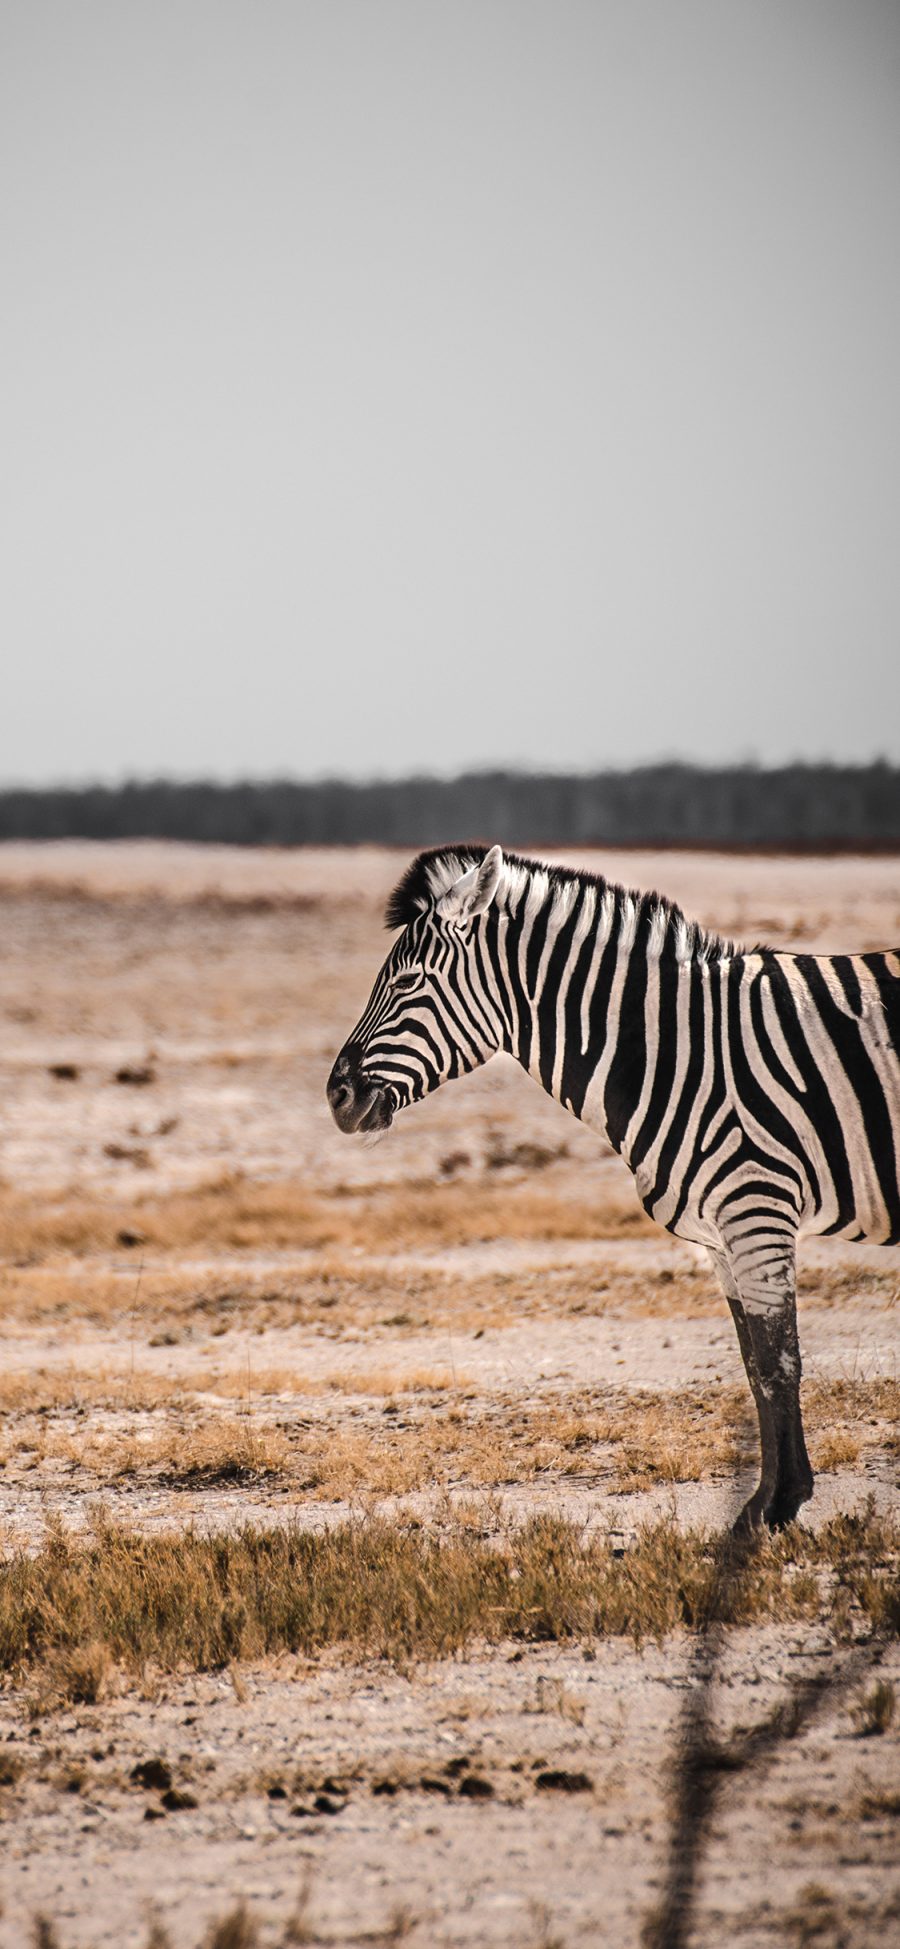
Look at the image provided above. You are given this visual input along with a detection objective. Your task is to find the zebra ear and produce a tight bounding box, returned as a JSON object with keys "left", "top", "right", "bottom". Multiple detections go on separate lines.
{"left": 437, "top": 846, "right": 504, "bottom": 925}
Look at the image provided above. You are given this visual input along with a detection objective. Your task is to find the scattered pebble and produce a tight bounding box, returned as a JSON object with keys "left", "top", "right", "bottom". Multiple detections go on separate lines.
{"left": 131, "top": 1759, "right": 172, "bottom": 1792}
{"left": 535, "top": 1770, "right": 593, "bottom": 1793}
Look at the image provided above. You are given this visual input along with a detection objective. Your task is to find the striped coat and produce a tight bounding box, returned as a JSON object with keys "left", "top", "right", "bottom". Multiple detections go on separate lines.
{"left": 329, "top": 845, "right": 900, "bottom": 1528}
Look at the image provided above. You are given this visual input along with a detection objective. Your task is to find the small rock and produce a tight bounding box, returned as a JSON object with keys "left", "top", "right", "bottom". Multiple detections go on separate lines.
{"left": 104, "top": 1142, "right": 151, "bottom": 1166}
{"left": 535, "top": 1770, "right": 593, "bottom": 1793}
{"left": 131, "top": 1759, "right": 172, "bottom": 1792}
{"left": 313, "top": 1792, "right": 344, "bottom": 1815}
{"left": 458, "top": 1774, "right": 493, "bottom": 1800}
{"left": 161, "top": 1788, "right": 198, "bottom": 1811}
{"left": 143, "top": 1806, "right": 166, "bottom": 1822}
{"left": 267, "top": 1784, "right": 288, "bottom": 1800}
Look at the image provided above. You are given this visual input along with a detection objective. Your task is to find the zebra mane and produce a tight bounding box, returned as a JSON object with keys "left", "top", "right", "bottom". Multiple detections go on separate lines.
{"left": 385, "top": 844, "right": 739, "bottom": 962}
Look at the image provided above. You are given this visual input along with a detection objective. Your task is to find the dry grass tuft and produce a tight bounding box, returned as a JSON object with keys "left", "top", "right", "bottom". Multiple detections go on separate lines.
{"left": 851, "top": 1678, "right": 896, "bottom": 1737}
{"left": 859, "top": 1787, "right": 900, "bottom": 1819}
{"left": 204, "top": 1907, "right": 260, "bottom": 1949}
{"left": 807, "top": 1377, "right": 900, "bottom": 1476}
{"left": 32, "top": 1921, "right": 63, "bottom": 1949}
{"left": 48, "top": 1639, "right": 116, "bottom": 1706}
{"left": 783, "top": 1883, "right": 843, "bottom": 1948}
{"left": 813, "top": 1430, "right": 862, "bottom": 1472}
{"left": 527, "top": 1902, "right": 568, "bottom": 1949}
{"left": 0, "top": 1507, "right": 896, "bottom": 1686}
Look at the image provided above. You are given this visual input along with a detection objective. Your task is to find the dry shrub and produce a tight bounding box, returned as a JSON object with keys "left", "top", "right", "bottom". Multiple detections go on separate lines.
{"left": 0, "top": 1507, "right": 896, "bottom": 1683}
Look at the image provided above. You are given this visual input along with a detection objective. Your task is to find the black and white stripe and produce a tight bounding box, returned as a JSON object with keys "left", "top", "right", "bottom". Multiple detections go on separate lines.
{"left": 328, "top": 844, "right": 900, "bottom": 1529}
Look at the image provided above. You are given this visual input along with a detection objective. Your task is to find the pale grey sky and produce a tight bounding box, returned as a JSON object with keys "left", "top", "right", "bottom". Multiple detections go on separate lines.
{"left": 2, "top": 1, "right": 899, "bottom": 785}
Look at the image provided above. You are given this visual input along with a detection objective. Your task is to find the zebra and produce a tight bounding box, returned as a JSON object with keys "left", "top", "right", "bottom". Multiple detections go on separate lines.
{"left": 327, "top": 844, "right": 900, "bottom": 1530}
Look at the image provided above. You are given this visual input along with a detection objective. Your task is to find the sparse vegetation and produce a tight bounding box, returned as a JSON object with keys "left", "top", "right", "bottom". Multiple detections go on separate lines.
{"left": 1, "top": 1374, "right": 896, "bottom": 1506}
{"left": 25, "top": 1891, "right": 404, "bottom": 1949}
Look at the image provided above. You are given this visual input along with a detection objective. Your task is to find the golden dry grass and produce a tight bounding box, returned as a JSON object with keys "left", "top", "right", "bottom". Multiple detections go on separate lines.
{"left": 0, "top": 1507, "right": 897, "bottom": 1690}
{"left": 0, "top": 1363, "right": 467, "bottom": 1415}
{"left": 0, "top": 1170, "right": 656, "bottom": 1266}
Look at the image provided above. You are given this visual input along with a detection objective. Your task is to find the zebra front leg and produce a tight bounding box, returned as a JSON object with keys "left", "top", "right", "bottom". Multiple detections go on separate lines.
{"left": 709, "top": 1243, "right": 813, "bottom": 1532}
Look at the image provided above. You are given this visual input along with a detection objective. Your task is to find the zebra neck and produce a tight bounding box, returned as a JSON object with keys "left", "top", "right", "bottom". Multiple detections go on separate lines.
{"left": 493, "top": 870, "right": 717, "bottom": 1158}
{"left": 491, "top": 876, "right": 637, "bottom": 1145}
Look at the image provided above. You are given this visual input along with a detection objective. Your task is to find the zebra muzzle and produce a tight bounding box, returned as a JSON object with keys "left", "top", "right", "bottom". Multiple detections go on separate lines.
{"left": 326, "top": 1049, "right": 394, "bottom": 1134}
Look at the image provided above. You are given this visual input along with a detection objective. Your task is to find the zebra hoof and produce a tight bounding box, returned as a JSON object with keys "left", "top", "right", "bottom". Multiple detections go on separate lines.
{"left": 732, "top": 1476, "right": 814, "bottom": 1535}
{"left": 763, "top": 1476, "right": 814, "bottom": 1531}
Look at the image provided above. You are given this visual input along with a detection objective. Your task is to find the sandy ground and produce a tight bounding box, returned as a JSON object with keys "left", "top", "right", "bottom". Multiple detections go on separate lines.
{"left": 0, "top": 842, "right": 898, "bottom": 1947}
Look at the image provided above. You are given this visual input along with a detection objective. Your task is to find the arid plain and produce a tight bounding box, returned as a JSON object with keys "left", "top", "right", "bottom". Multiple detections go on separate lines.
{"left": 0, "top": 842, "right": 898, "bottom": 1949}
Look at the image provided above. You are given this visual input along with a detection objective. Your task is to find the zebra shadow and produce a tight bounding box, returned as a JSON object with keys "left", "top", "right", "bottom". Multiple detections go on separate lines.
{"left": 639, "top": 1432, "right": 889, "bottom": 1949}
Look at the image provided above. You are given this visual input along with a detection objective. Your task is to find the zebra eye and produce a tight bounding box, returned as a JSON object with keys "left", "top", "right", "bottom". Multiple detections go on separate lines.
{"left": 392, "top": 971, "right": 420, "bottom": 994}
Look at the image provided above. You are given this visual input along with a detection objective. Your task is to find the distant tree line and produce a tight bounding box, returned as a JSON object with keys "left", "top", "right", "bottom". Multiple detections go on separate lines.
{"left": 1, "top": 764, "right": 898, "bottom": 849}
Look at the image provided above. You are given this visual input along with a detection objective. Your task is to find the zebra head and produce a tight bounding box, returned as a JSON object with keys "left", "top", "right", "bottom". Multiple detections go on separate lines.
{"left": 327, "top": 845, "right": 506, "bottom": 1134}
